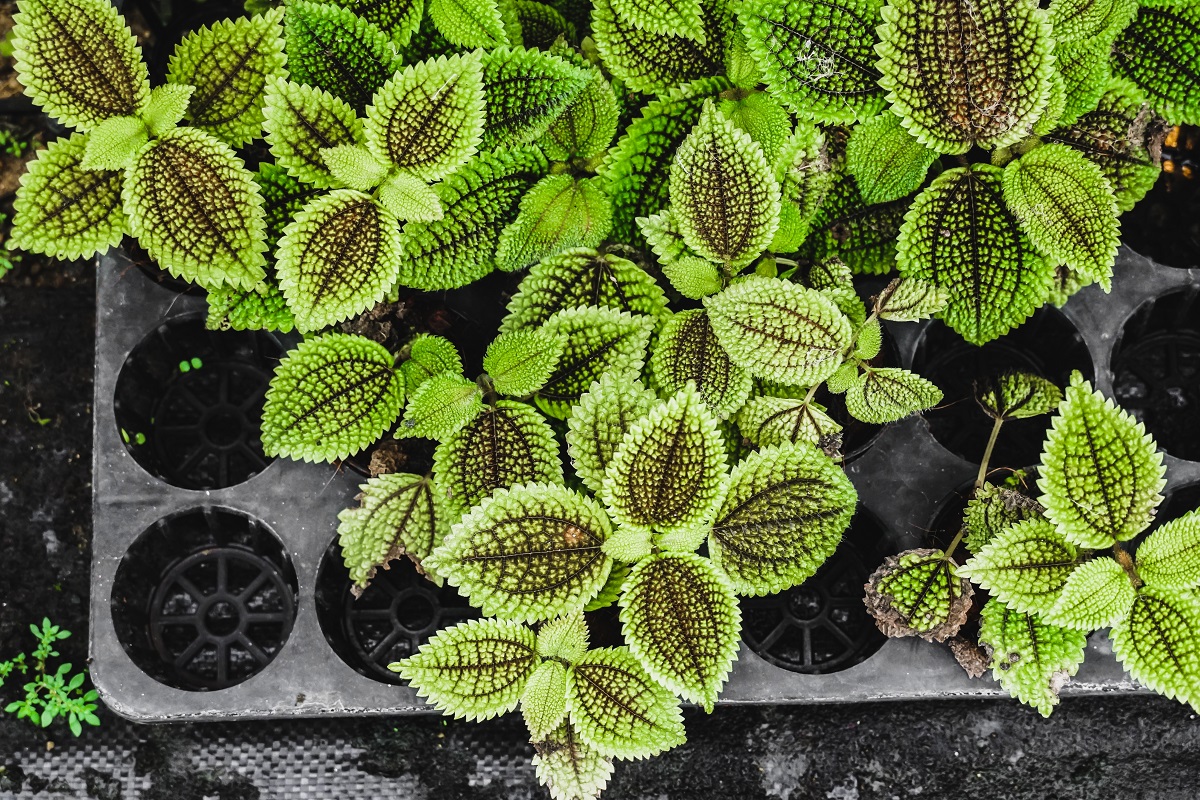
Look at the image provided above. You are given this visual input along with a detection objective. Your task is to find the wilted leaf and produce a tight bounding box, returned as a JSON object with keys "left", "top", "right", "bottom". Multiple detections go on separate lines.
{"left": 865, "top": 548, "right": 973, "bottom": 640}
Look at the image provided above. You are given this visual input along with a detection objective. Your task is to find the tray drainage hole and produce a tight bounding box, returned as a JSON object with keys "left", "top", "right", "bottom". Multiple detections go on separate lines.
{"left": 112, "top": 508, "right": 299, "bottom": 691}
{"left": 1112, "top": 289, "right": 1200, "bottom": 461}
{"left": 114, "top": 314, "right": 284, "bottom": 490}
{"left": 911, "top": 306, "right": 1094, "bottom": 469}
{"left": 394, "top": 591, "right": 438, "bottom": 631}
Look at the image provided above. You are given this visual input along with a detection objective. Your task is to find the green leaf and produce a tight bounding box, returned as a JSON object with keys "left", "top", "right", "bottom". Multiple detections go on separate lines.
{"left": 12, "top": 0, "right": 150, "bottom": 132}
{"left": 876, "top": 0, "right": 1055, "bottom": 153}
{"left": 433, "top": 401, "right": 564, "bottom": 518}
{"left": 590, "top": 0, "right": 728, "bottom": 95}
{"left": 853, "top": 319, "right": 883, "bottom": 360}
{"left": 738, "top": 0, "right": 886, "bottom": 124}
{"left": 523, "top": 660, "right": 570, "bottom": 739}
{"left": 734, "top": 396, "right": 842, "bottom": 450}
{"left": 1045, "top": 556, "right": 1136, "bottom": 631}
{"left": 398, "top": 373, "right": 485, "bottom": 441}
{"left": 649, "top": 310, "right": 751, "bottom": 420}
{"left": 896, "top": 164, "right": 1053, "bottom": 345}
{"left": 123, "top": 127, "right": 268, "bottom": 291}
{"left": 1002, "top": 143, "right": 1120, "bottom": 291}
{"left": 1136, "top": 511, "right": 1200, "bottom": 591}
{"left": 285, "top": 0, "right": 398, "bottom": 111}
{"left": 872, "top": 277, "right": 949, "bottom": 323}
{"left": 80, "top": 115, "right": 147, "bottom": 171}
{"left": 263, "top": 78, "right": 364, "bottom": 189}
{"left": 774, "top": 124, "right": 835, "bottom": 243}
{"left": 429, "top": 0, "right": 509, "bottom": 47}
{"left": 516, "top": 0, "right": 571, "bottom": 48}
{"left": 542, "top": 69, "right": 620, "bottom": 161}
{"left": 167, "top": 8, "right": 287, "bottom": 146}
{"left": 262, "top": 333, "right": 406, "bottom": 462}
{"left": 332, "top": 0, "right": 424, "bottom": 47}
{"left": 394, "top": 618, "right": 540, "bottom": 720}
{"left": 844, "top": 367, "right": 942, "bottom": 425}
{"left": 1053, "top": 41, "right": 1110, "bottom": 129}
{"left": 8, "top": 133, "right": 126, "bottom": 260}
{"left": 718, "top": 92, "right": 791, "bottom": 164}
{"left": 321, "top": 144, "right": 389, "bottom": 192}
{"left": 975, "top": 372, "right": 1063, "bottom": 421}
{"left": 429, "top": 483, "right": 614, "bottom": 622}
{"left": 978, "top": 598, "right": 1087, "bottom": 717}
{"left": 255, "top": 161, "right": 321, "bottom": 244}
{"left": 378, "top": 172, "right": 446, "bottom": 222}
{"left": 565, "top": 647, "right": 686, "bottom": 760}
{"left": 485, "top": 330, "right": 566, "bottom": 397}
{"left": 1047, "top": 0, "right": 1137, "bottom": 44}
{"left": 140, "top": 84, "right": 194, "bottom": 137}
{"left": 845, "top": 112, "right": 938, "bottom": 205}
{"left": 501, "top": 248, "right": 667, "bottom": 333}
{"left": 1110, "top": 586, "right": 1200, "bottom": 708}
{"left": 364, "top": 51, "right": 487, "bottom": 182}
{"left": 610, "top": 0, "right": 705, "bottom": 43}
{"left": 276, "top": 190, "right": 403, "bottom": 332}
{"left": 1112, "top": 0, "right": 1200, "bottom": 125}
{"left": 1037, "top": 374, "right": 1166, "bottom": 549}
{"left": 566, "top": 374, "right": 657, "bottom": 495}
{"left": 600, "top": 78, "right": 730, "bottom": 244}
{"left": 337, "top": 472, "right": 447, "bottom": 592}
{"left": 532, "top": 720, "right": 615, "bottom": 800}
{"left": 495, "top": 175, "right": 613, "bottom": 272}
{"left": 397, "top": 146, "right": 549, "bottom": 290}
{"left": 864, "top": 548, "right": 973, "bottom": 640}
{"left": 620, "top": 553, "right": 740, "bottom": 711}
{"left": 535, "top": 306, "right": 655, "bottom": 419}
{"left": 206, "top": 281, "right": 297, "bottom": 334}
{"left": 671, "top": 102, "right": 781, "bottom": 267}
{"left": 661, "top": 256, "right": 723, "bottom": 301}
{"left": 481, "top": 47, "right": 591, "bottom": 150}
{"left": 962, "top": 484, "right": 1044, "bottom": 554}
{"left": 958, "top": 518, "right": 1081, "bottom": 616}
{"left": 601, "top": 385, "right": 728, "bottom": 535}
{"left": 704, "top": 276, "right": 854, "bottom": 386}
{"left": 537, "top": 612, "right": 589, "bottom": 663}
{"left": 401, "top": 334, "right": 463, "bottom": 391}
{"left": 602, "top": 527, "right": 654, "bottom": 562}
{"left": 709, "top": 442, "right": 856, "bottom": 596}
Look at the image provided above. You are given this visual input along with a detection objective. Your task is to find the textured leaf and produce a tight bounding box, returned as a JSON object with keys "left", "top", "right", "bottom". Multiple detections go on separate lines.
{"left": 337, "top": 472, "right": 447, "bottom": 591}
{"left": 537, "top": 612, "right": 589, "bottom": 663}
{"left": 1037, "top": 374, "right": 1166, "bottom": 549}
{"left": 876, "top": 0, "right": 1055, "bottom": 153}
{"left": 610, "top": 0, "right": 705, "bottom": 43}
{"left": 774, "top": 124, "right": 835, "bottom": 237}
{"left": 1003, "top": 143, "right": 1120, "bottom": 290}
{"left": 845, "top": 112, "right": 938, "bottom": 205}
{"left": 962, "top": 484, "right": 1044, "bottom": 554}
{"left": 975, "top": 372, "right": 1062, "bottom": 421}
{"left": 853, "top": 319, "right": 882, "bottom": 360}
{"left": 1110, "top": 586, "right": 1200, "bottom": 708}
{"left": 395, "top": 618, "right": 539, "bottom": 720}
{"left": 620, "top": 553, "right": 740, "bottom": 711}
{"left": 378, "top": 172, "right": 446, "bottom": 222}
{"left": 483, "top": 330, "right": 564, "bottom": 397}
{"left": 602, "top": 527, "right": 654, "bottom": 563}
{"left": 262, "top": 78, "right": 364, "bottom": 189}
{"left": 600, "top": 78, "right": 730, "bottom": 244}
{"left": 433, "top": 401, "right": 564, "bottom": 519}
{"left": 500, "top": 248, "right": 667, "bottom": 333}
{"left": 1112, "top": 0, "right": 1200, "bottom": 125}
{"left": 255, "top": 161, "right": 321, "bottom": 244}
{"left": 516, "top": 0, "right": 571, "bottom": 48}
{"left": 429, "top": 483, "right": 613, "bottom": 622}
{"left": 649, "top": 310, "right": 752, "bottom": 420}
{"left": 586, "top": 562, "right": 630, "bottom": 613}
{"left": 734, "top": 395, "right": 842, "bottom": 449}
{"left": 9, "top": 133, "right": 126, "bottom": 260}
{"left": 1136, "top": 511, "right": 1200, "bottom": 591}
{"left": 704, "top": 276, "right": 854, "bottom": 386}
{"left": 1045, "top": 557, "right": 1136, "bottom": 631}
{"left": 543, "top": 69, "right": 621, "bottom": 161}
{"left": 601, "top": 385, "right": 728, "bottom": 535}
{"left": 332, "top": 0, "right": 423, "bottom": 46}
{"left": 522, "top": 661, "right": 570, "bottom": 739}
{"left": 167, "top": 9, "right": 287, "bottom": 146}
{"left": 429, "top": 0, "right": 508, "bottom": 47}
{"left": 398, "top": 373, "right": 485, "bottom": 441}
{"left": 803, "top": 173, "right": 911, "bottom": 276}
{"left": 844, "top": 367, "right": 942, "bottom": 425}
{"left": 140, "top": 83, "right": 194, "bottom": 137}
{"left": 864, "top": 548, "right": 973, "bottom": 640}
{"left": 532, "top": 720, "right": 615, "bottom": 800}
{"left": 206, "top": 281, "right": 296, "bottom": 334}
{"left": 671, "top": 102, "right": 781, "bottom": 267}
{"left": 364, "top": 52, "right": 487, "bottom": 182}
{"left": 495, "top": 175, "right": 613, "bottom": 272}
{"left": 398, "top": 146, "right": 549, "bottom": 290}
{"left": 1047, "top": 0, "right": 1137, "bottom": 44}
{"left": 481, "top": 47, "right": 591, "bottom": 149}
{"left": 262, "top": 333, "right": 405, "bottom": 462}
{"left": 80, "top": 115, "right": 147, "bottom": 171}
{"left": 709, "top": 442, "right": 855, "bottom": 596}
{"left": 978, "top": 598, "right": 1087, "bottom": 717}
{"left": 123, "top": 127, "right": 268, "bottom": 291}
{"left": 718, "top": 92, "right": 791, "bottom": 164}
{"left": 738, "top": 0, "right": 886, "bottom": 124}
{"left": 11, "top": 0, "right": 150, "bottom": 132}
{"left": 896, "top": 164, "right": 1053, "bottom": 345}
{"left": 401, "top": 334, "right": 464, "bottom": 391}
{"left": 661, "top": 257, "right": 723, "bottom": 301}
{"left": 535, "top": 306, "right": 654, "bottom": 419}
{"left": 321, "top": 144, "right": 390, "bottom": 192}
{"left": 590, "top": 0, "right": 728, "bottom": 95}
{"left": 1053, "top": 41, "right": 1110, "bottom": 129}
{"left": 276, "top": 190, "right": 403, "bottom": 332}
{"left": 565, "top": 647, "right": 686, "bottom": 760}
{"left": 566, "top": 375, "right": 658, "bottom": 495}
{"left": 285, "top": 1, "right": 398, "bottom": 111}
{"left": 958, "top": 518, "right": 1081, "bottom": 616}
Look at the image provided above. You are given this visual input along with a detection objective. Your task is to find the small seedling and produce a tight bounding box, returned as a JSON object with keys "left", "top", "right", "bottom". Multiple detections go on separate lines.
{"left": 1, "top": 619, "right": 101, "bottom": 736}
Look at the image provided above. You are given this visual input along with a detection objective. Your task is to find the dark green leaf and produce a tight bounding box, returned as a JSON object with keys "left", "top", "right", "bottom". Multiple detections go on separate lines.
{"left": 285, "top": 0, "right": 399, "bottom": 111}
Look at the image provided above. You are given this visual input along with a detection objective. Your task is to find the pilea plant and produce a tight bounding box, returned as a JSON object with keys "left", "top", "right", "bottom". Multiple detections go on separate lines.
{"left": 866, "top": 371, "right": 1200, "bottom": 717}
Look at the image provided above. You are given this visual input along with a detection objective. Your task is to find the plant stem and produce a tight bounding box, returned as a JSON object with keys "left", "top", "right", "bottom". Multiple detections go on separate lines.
{"left": 1112, "top": 543, "right": 1143, "bottom": 589}
{"left": 975, "top": 417, "right": 1004, "bottom": 491}
{"left": 944, "top": 525, "right": 967, "bottom": 560}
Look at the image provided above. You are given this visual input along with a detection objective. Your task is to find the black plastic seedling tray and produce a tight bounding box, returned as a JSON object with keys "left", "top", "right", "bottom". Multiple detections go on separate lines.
{"left": 90, "top": 247, "right": 1200, "bottom": 721}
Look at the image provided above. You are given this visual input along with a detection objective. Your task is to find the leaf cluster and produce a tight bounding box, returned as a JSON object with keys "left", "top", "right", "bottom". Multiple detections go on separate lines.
{"left": 0, "top": 618, "right": 100, "bottom": 736}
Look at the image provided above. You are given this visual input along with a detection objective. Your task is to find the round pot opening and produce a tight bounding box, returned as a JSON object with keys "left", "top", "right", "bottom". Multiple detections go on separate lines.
{"left": 1120, "top": 125, "right": 1200, "bottom": 270}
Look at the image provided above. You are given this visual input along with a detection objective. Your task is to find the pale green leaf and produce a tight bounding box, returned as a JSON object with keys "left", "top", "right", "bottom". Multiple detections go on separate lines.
{"left": 610, "top": 0, "right": 705, "bottom": 43}
{"left": 537, "top": 612, "right": 589, "bottom": 663}
{"left": 602, "top": 527, "right": 654, "bottom": 563}
{"left": 80, "top": 115, "right": 146, "bottom": 171}
{"left": 824, "top": 363, "right": 857, "bottom": 395}
{"left": 532, "top": 720, "right": 615, "bottom": 800}
{"left": 864, "top": 548, "right": 973, "bottom": 640}
{"left": 337, "top": 472, "right": 447, "bottom": 591}
{"left": 401, "top": 334, "right": 463, "bottom": 391}
{"left": 494, "top": 175, "right": 613, "bottom": 272}
{"left": 725, "top": 27, "right": 763, "bottom": 90}
{"left": 1110, "top": 586, "right": 1200, "bottom": 708}
{"left": 485, "top": 329, "right": 566, "bottom": 397}
{"left": 285, "top": 0, "right": 398, "bottom": 111}
{"left": 853, "top": 319, "right": 882, "bottom": 360}
{"left": 649, "top": 309, "right": 752, "bottom": 420}
{"left": 963, "top": 484, "right": 1044, "bottom": 554}
{"left": 846, "top": 112, "right": 938, "bottom": 205}
{"left": 398, "top": 373, "right": 485, "bottom": 441}
{"left": 844, "top": 367, "right": 941, "bottom": 424}
{"left": 661, "top": 256, "right": 723, "bottom": 300}
{"left": 140, "top": 83, "right": 194, "bottom": 137}
{"left": 734, "top": 395, "right": 842, "bottom": 450}
{"left": 522, "top": 661, "right": 570, "bottom": 739}
{"left": 320, "top": 144, "right": 389, "bottom": 192}
{"left": 1045, "top": 556, "right": 1136, "bottom": 631}
{"left": 429, "top": 0, "right": 508, "bottom": 47}
{"left": 481, "top": 47, "right": 591, "bottom": 149}
{"left": 566, "top": 374, "right": 658, "bottom": 494}
{"left": 873, "top": 277, "right": 949, "bottom": 322}
{"left": 542, "top": 69, "right": 621, "bottom": 162}
{"left": 377, "top": 172, "right": 445, "bottom": 222}
{"left": 958, "top": 518, "right": 1081, "bottom": 616}
{"left": 1112, "top": 0, "right": 1200, "bottom": 125}
{"left": 717, "top": 91, "right": 790, "bottom": 162}
{"left": 262, "top": 333, "right": 405, "bottom": 462}
{"left": 975, "top": 371, "right": 1063, "bottom": 421}
{"left": 590, "top": 0, "right": 728, "bottom": 95}
{"left": 978, "top": 598, "right": 1087, "bottom": 717}
{"left": 1136, "top": 511, "right": 1200, "bottom": 591}
{"left": 262, "top": 78, "right": 364, "bottom": 189}
{"left": 1053, "top": 41, "right": 1110, "bottom": 129}
{"left": 773, "top": 124, "right": 835, "bottom": 241}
